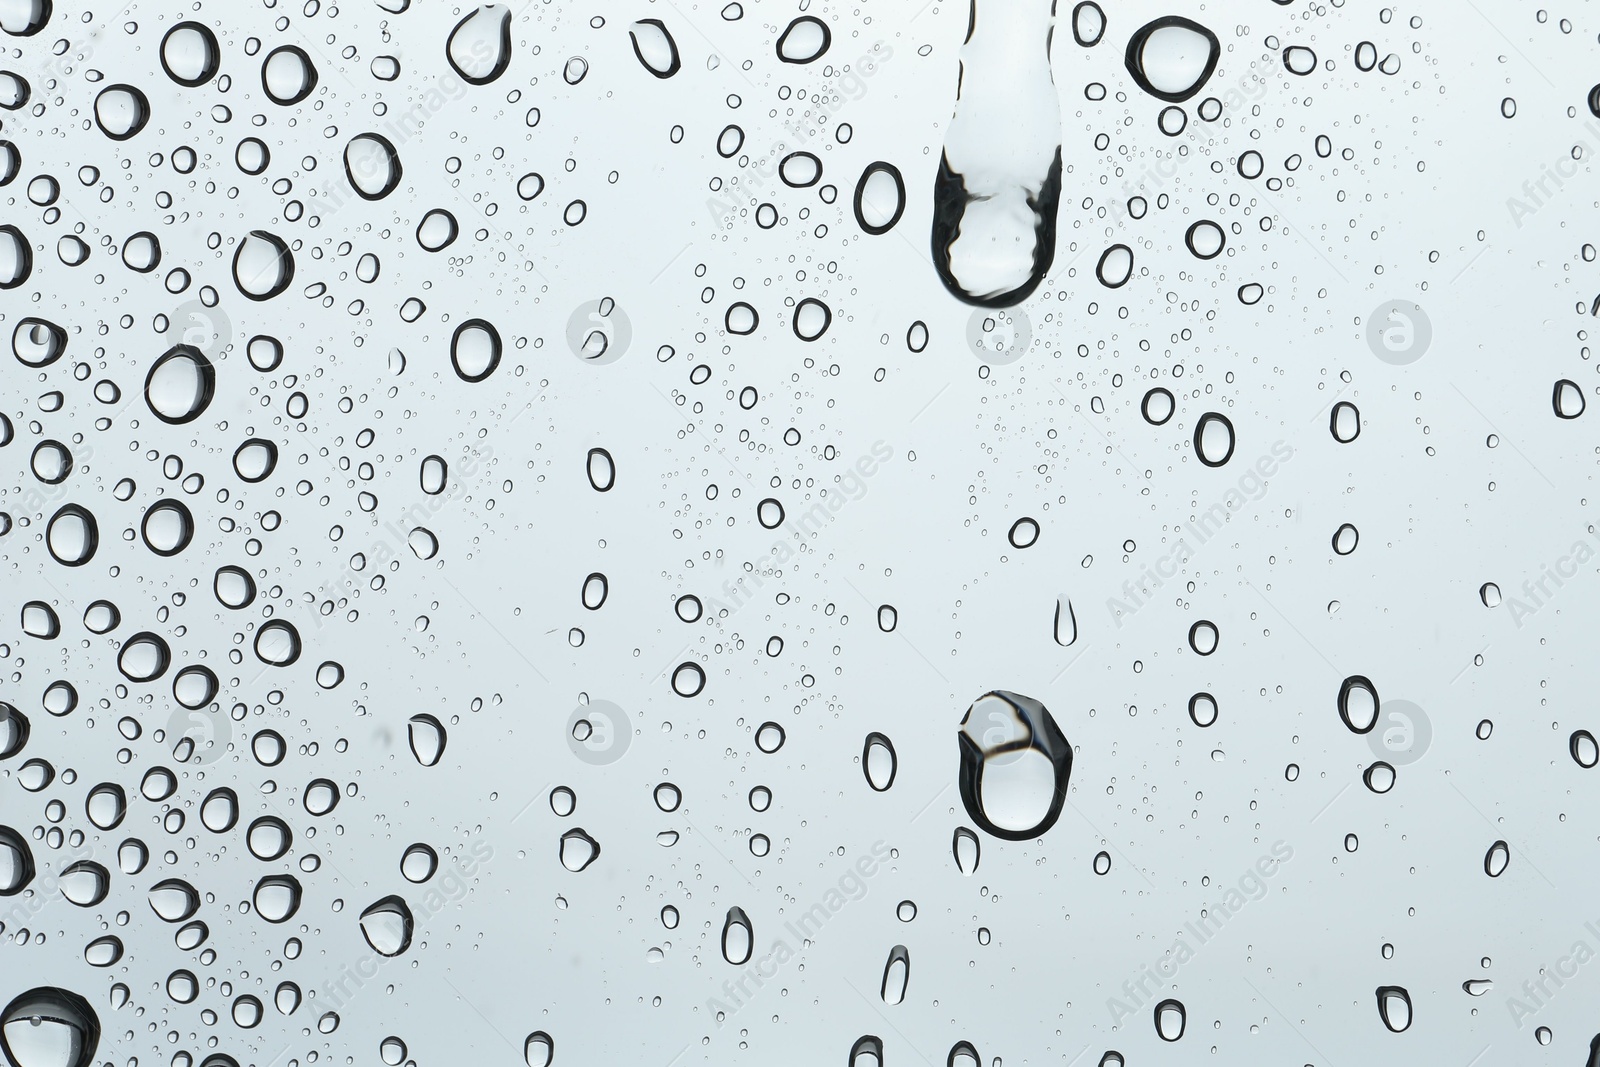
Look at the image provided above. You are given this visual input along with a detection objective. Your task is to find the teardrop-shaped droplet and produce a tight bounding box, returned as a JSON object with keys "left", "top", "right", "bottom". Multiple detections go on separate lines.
{"left": 863, "top": 732, "right": 897, "bottom": 792}
{"left": 148, "top": 878, "right": 200, "bottom": 922}
{"left": 957, "top": 691, "right": 1072, "bottom": 840}
{"left": 0, "top": 987, "right": 101, "bottom": 1067}
{"left": 628, "top": 19, "right": 680, "bottom": 78}
{"left": 344, "top": 134, "right": 402, "bottom": 200}
{"left": 559, "top": 828, "right": 601, "bottom": 872}
{"left": 359, "top": 895, "right": 414, "bottom": 957}
{"left": 1338, "top": 675, "right": 1379, "bottom": 733}
{"left": 776, "top": 16, "right": 830, "bottom": 63}
{"left": 408, "top": 714, "right": 447, "bottom": 767}
{"left": 952, "top": 826, "right": 981, "bottom": 875}
{"left": 233, "top": 230, "right": 294, "bottom": 300}
{"left": 1153, "top": 998, "right": 1186, "bottom": 1041}
{"left": 948, "top": 1042, "right": 980, "bottom": 1067}
{"left": 879, "top": 945, "right": 910, "bottom": 1005}
{"left": 1125, "top": 17, "right": 1219, "bottom": 101}
{"left": 1053, "top": 596, "right": 1077, "bottom": 646}
{"left": 58, "top": 862, "right": 109, "bottom": 907}
{"left": 447, "top": 4, "right": 512, "bottom": 84}
{"left": 931, "top": 0, "right": 1061, "bottom": 306}
{"left": 720, "top": 906, "right": 753, "bottom": 964}
{"left": 1376, "top": 985, "right": 1412, "bottom": 1032}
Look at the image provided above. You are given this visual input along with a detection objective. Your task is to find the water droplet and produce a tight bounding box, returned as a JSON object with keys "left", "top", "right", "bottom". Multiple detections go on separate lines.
{"left": 359, "top": 896, "right": 414, "bottom": 957}
{"left": 721, "top": 906, "right": 753, "bottom": 963}
{"left": 777, "top": 16, "right": 830, "bottom": 63}
{"left": 1153, "top": 998, "right": 1186, "bottom": 1041}
{"left": 0, "top": 988, "right": 100, "bottom": 1067}
{"left": 879, "top": 944, "right": 909, "bottom": 1004}
{"left": 957, "top": 691, "right": 1072, "bottom": 840}
{"left": 1484, "top": 840, "right": 1509, "bottom": 877}
{"left": 629, "top": 20, "right": 680, "bottom": 78}
{"left": 1192, "top": 412, "right": 1235, "bottom": 466}
{"left": 1338, "top": 675, "right": 1379, "bottom": 733}
{"left": 863, "top": 733, "right": 897, "bottom": 791}
{"left": 1375, "top": 985, "right": 1412, "bottom": 1032}
{"left": 408, "top": 714, "right": 447, "bottom": 766}
{"left": 559, "top": 828, "right": 601, "bottom": 872}
{"left": 1125, "top": 17, "right": 1219, "bottom": 101}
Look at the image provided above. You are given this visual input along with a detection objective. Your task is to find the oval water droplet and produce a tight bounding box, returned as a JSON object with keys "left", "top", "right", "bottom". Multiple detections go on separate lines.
{"left": 93, "top": 84, "right": 149, "bottom": 140}
{"left": 854, "top": 162, "right": 905, "bottom": 235}
{"left": 1376, "top": 986, "right": 1412, "bottom": 1032}
{"left": 1153, "top": 998, "right": 1186, "bottom": 1041}
{"left": 1571, "top": 729, "right": 1599, "bottom": 768}
{"left": 1187, "top": 620, "right": 1218, "bottom": 656}
{"left": 863, "top": 733, "right": 897, "bottom": 792}
{"left": 1095, "top": 244, "right": 1133, "bottom": 288}
{"left": 1188, "top": 692, "right": 1218, "bottom": 727}
{"left": 0, "top": 826, "right": 36, "bottom": 895}
{"left": 1053, "top": 596, "right": 1077, "bottom": 646}
{"left": 721, "top": 906, "right": 753, "bottom": 963}
{"left": 587, "top": 447, "right": 616, "bottom": 491}
{"left": 1364, "top": 761, "right": 1397, "bottom": 794}
{"left": 450, "top": 318, "right": 502, "bottom": 382}
{"left": 261, "top": 45, "right": 317, "bottom": 104}
{"left": 1193, "top": 412, "right": 1235, "bottom": 466}
{"left": 1484, "top": 840, "right": 1509, "bottom": 877}
{"left": 1330, "top": 400, "right": 1361, "bottom": 442}
{"left": 161, "top": 22, "right": 220, "bottom": 86}
{"left": 1073, "top": 2, "right": 1106, "bottom": 46}
{"left": 1333, "top": 523, "right": 1360, "bottom": 555}
{"left": 523, "top": 1032, "right": 553, "bottom": 1067}
{"left": 1338, "top": 675, "right": 1379, "bottom": 733}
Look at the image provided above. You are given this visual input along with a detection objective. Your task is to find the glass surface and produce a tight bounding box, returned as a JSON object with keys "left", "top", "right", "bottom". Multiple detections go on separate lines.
{"left": 1, "top": 1, "right": 1597, "bottom": 1065}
